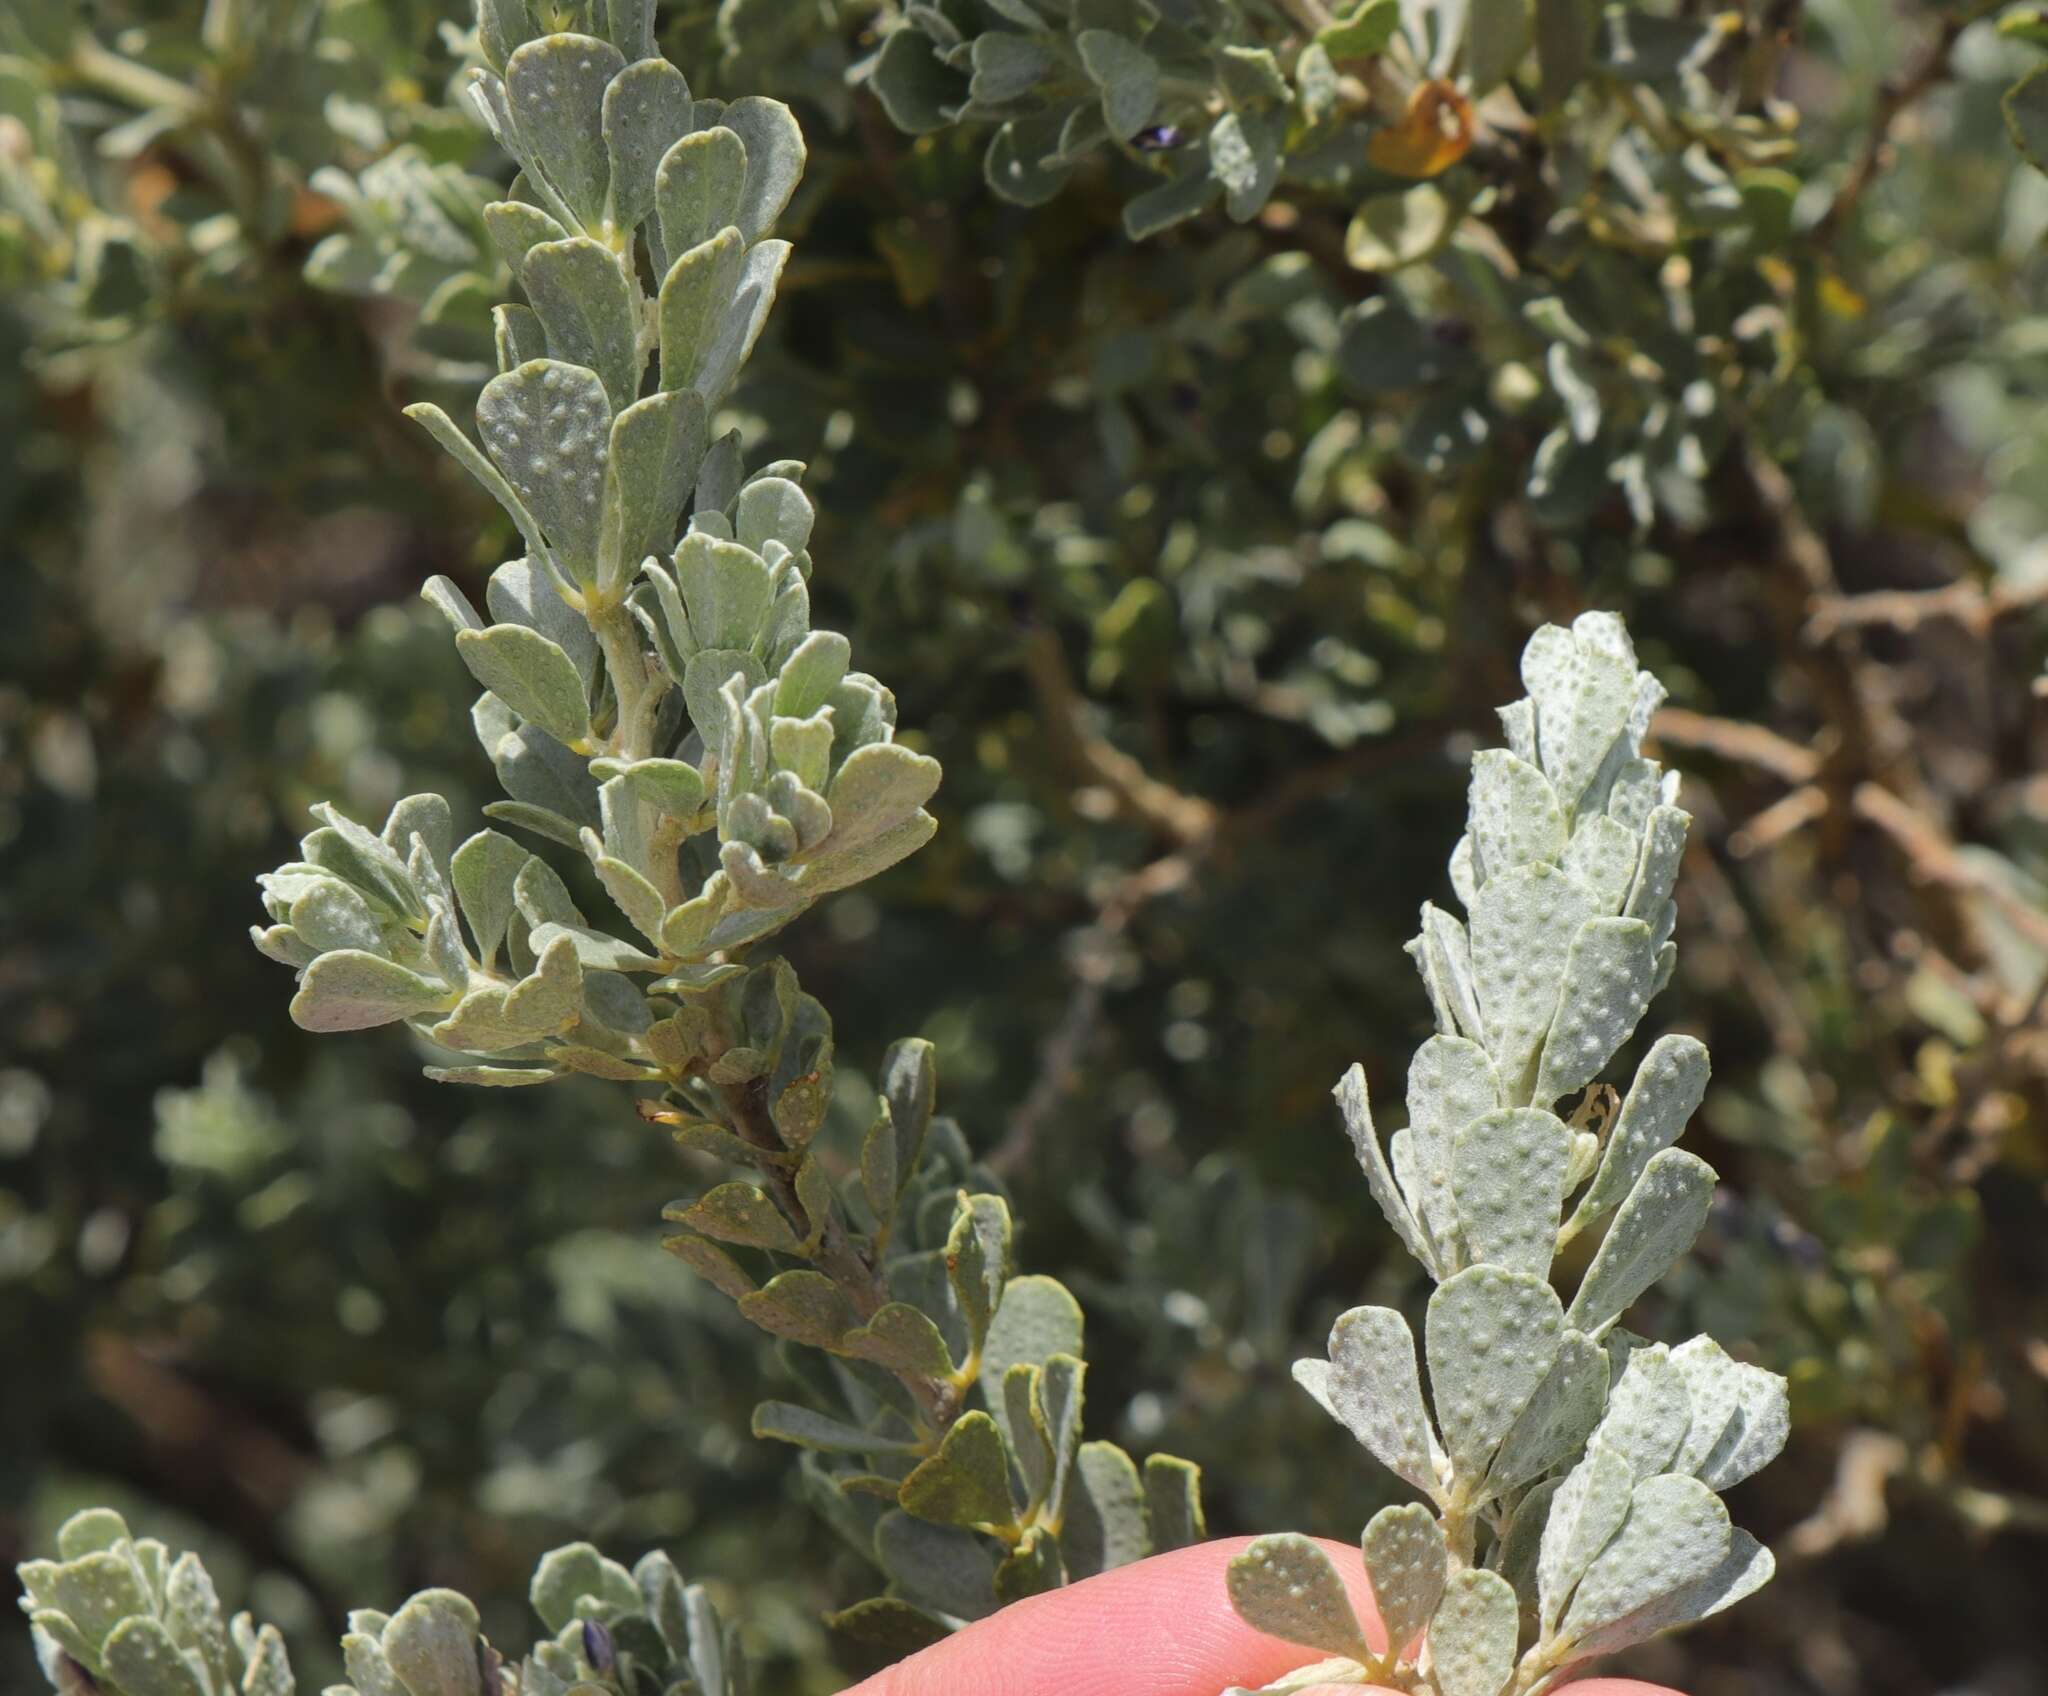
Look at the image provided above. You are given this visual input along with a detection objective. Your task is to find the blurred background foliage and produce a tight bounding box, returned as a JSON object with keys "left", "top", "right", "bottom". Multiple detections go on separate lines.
{"left": 4, "top": 0, "right": 2048, "bottom": 1691}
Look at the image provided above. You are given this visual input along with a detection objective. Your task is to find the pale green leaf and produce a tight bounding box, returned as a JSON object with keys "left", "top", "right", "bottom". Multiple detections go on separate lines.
{"left": 1426, "top": 1266, "right": 1563, "bottom": 1480}
{"left": 1451, "top": 1108, "right": 1572, "bottom": 1276}
{"left": 1532, "top": 916, "right": 1657, "bottom": 1107}
{"left": 1430, "top": 1568, "right": 1518, "bottom": 1696}
{"left": 1361, "top": 1502, "right": 1445, "bottom": 1664}
{"left": 1564, "top": 1149, "right": 1716, "bottom": 1336}
{"left": 1226, "top": 1534, "right": 1370, "bottom": 1662}
{"left": 291, "top": 951, "right": 450, "bottom": 1032}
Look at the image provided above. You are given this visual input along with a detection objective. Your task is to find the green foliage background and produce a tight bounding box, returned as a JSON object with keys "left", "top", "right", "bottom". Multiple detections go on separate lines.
{"left": 5, "top": 0, "right": 2048, "bottom": 1691}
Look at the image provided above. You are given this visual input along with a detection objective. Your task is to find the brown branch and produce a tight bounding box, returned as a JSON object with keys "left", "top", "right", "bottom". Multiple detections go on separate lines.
{"left": 1806, "top": 577, "right": 2048, "bottom": 643}
{"left": 1651, "top": 706, "right": 1822, "bottom": 786}
{"left": 1814, "top": 0, "right": 2000, "bottom": 245}
{"left": 989, "top": 717, "right": 1455, "bottom": 1176}
{"left": 1729, "top": 783, "right": 1830, "bottom": 857}
{"left": 1019, "top": 626, "right": 1219, "bottom": 849}
{"left": 1851, "top": 782, "right": 2048, "bottom": 955}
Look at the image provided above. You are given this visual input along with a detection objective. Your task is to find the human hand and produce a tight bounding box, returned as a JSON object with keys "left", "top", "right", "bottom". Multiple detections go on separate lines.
{"left": 844, "top": 1536, "right": 1682, "bottom": 1696}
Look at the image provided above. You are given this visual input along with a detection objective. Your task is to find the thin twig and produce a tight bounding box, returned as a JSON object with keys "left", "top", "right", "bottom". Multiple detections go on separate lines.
{"left": 1020, "top": 626, "right": 1219, "bottom": 849}
{"left": 1806, "top": 577, "right": 2048, "bottom": 642}
{"left": 1651, "top": 706, "right": 1822, "bottom": 786}
{"left": 1851, "top": 782, "right": 2048, "bottom": 954}
{"left": 1814, "top": 0, "right": 2001, "bottom": 244}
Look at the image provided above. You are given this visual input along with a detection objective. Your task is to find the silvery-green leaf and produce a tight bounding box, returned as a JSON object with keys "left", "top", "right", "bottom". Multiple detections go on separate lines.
{"left": 529, "top": 1544, "right": 639, "bottom": 1634}
{"left": 658, "top": 227, "right": 745, "bottom": 394}
{"left": 1537, "top": 1441, "right": 1632, "bottom": 1634}
{"left": 603, "top": 757, "right": 705, "bottom": 820}
{"left": 1625, "top": 803, "right": 1689, "bottom": 921}
{"left": 421, "top": 573, "right": 485, "bottom": 636}
{"left": 444, "top": 823, "right": 532, "bottom": 954}
{"left": 1449, "top": 832, "right": 1479, "bottom": 907}
{"left": 1122, "top": 155, "right": 1221, "bottom": 238}
{"left": 1035, "top": 1354, "right": 1086, "bottom": 1521}
{"left": 1361, "top": 1502, "right": 1445, "bottom": 1663}
{"left": 505, "top": 35, "right": 626, "bottom": 226}
{"left": 100, "top": 1618, "right": 205, "bottom": 1696}
{"left": 483, "top": 198, "right": 569, "bottom": 271}
{"left": 485, "top": 555, "right": 595, "bottom": 680}
{"left": 476, "top": 361, "right": 612, "bottom": 585}
{"left": 1410, "top": 901, "right": 1485, "bottom": 1042}
{"left": 1405, "top": 1035, "right": 1499, "bottom": 1258}
{"left": 1468, "top": 749, "right": 1565, "bottom": 880}
{"left": 1670, "top": 1337, "right": 1789, "bottom": 1489}
{"left": 1319, "top": 1305, "right": 1440, "bottom": 1494}
{"left": 291, "top": 951, "right": 450, "bottom": 1032}
{"left": 1208, "top": 108, "right": 1282, "bottom": 223}
{"left": 1569, "top": 1529, "right": 1773, "bottom": 1659}
{"left": 1563, "top": 1034, "right": 1709, "bottom": 1240}
{"left": 518, "top": 237, "right": 640, "bottom": 414}
{"left": 673, "top": 529, "right": 775, "bottom": 652}
{"left": 720, "top": 98, "right": 807, "bottom": 241}
{"left": 769, "top": 635, "right": 848, "bottom": 724}
{"left": 406, "top": 401, "right": 551, "bottom": 568}
{"left": 1605, "top": 757, "right": 1661, "bottom": 832}
{"left": 979, "top": 1275, "right": 1084, "bottom": 1437}
{"left": 1532, "top": 915, "right": 1657, "bottom": 1107}
{"left": 691, "top": 237, "right": 791, "bottom": 406}
{"left": 671, "top": 1182, "right": 797, "bottom": 1251}
{"left": 289, "top": 879, "right": 384, "bottom": 954}
{"left": 528, "top": 918, "right": 660, "bottom": 973}
{"left": 383, "top": 793, "right": 456, "bottom": 884}
{"left": 240, "top": 1626, "right": 292, "bottom": 1696}
{"left": 1426, "top": 1266, "right": 1563, "bottom": 1481}
{"left": 608, "top": 0, "right": 656, "bottom": 59}
{"left": 1429, "top": 1568, "right": 1518, "bottom": 1696}
{"left": 986, "top": 122, "right": 1074, "bottom": 211}
{"left": 1519, "top": 624, "right": 1637, "bottom": 813}
{"left": 841, "top": 1303, "right": 956, "bottom": 1379}
{"left": 1593, "top": 1342, "right": 1690, "bottom": 1480}
{"left": 1227, "top": 1535, "right": 1370, "bottom": 1662}
{"left": 654, "top": 127, "right": 747, "bottom": 267}
{"left": 602, "top": 57, "right": 691, "bottom": 235}
{"left": 947, "top": 1192, "right": 1012, "bottom": 1359}
{"left": 750, "top": 1401, "right": 921, "bottom": 1455}
{"left": 342, "top": 1628, "right": 403, "bottom": 1696}
{"left": 423, "top": 1063, "right": 555, "bottom": 1086}
{"left": 968, "top": 31, "right": 1053, "bottom": 103}
{"left": 737, "top": 1268, "right": 859, "bottom": 1346}
{"left": 514, "top": 855, "right": 586, "bottom": 929}
{"left": 874, "top": 1513, "right": 997, "bottom": 1622}
{"left": 305, "top": 805, "right": 422, "bottom": 919}
{"left": 734, "top": 475, "right": 814, "bottom": 556}
{"left": 900, "top": 1411, "right": 1016, "bottom": 1530}
{"left": 456, "top": 624, "right": 592, "bottom": 748}
{"left": 381, "top": 1589, "right": 483, "bottom": 1696}
{"left": 1451, "top": 1108, "right": 1571, "bottom": 1276}
{"left": 882, "top": 1035, "right": 938, "bottom": 1192}
{"left": 1560, "top": 813, "right": 1638, "bottom": 913}
{"left": 1335, "top": 1063, "right": 1437, "bottom": 1275}
{"left": 475, "top": 0, "right": 530, "bottom": 73}
{"left": 1485, "top": 1329, "right": 1605, "bottom": 1492}
{"left": 1076, "top": 29, "right": 1159, "bottom": 139}
{"left": 870, "top": 24, "right": 963, "bottom": 136}
{"left": 824, "top": 742, "right": 942, "bottom": 850}
{"left": 1060, "top": 1441, "right": 1150, "bottom": 1579}
{"left": 1557, "top": 1472, "right": 1731, "bottom": 1646}
{"left": 602, "top": 389, "right": 706, "bottom": 589}
{"left": 1564, "top": 1148, "right": 1715, "bottom": 1336}
{"left": 1143, "top": 1455, "right": 1205, "bottom": 1553}
{"left": 1496, "top": 1475, "right": 1559, "bottom": 1626}
{"left": 1468, "top": 864, "right": 1601, "bottom": 1099}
